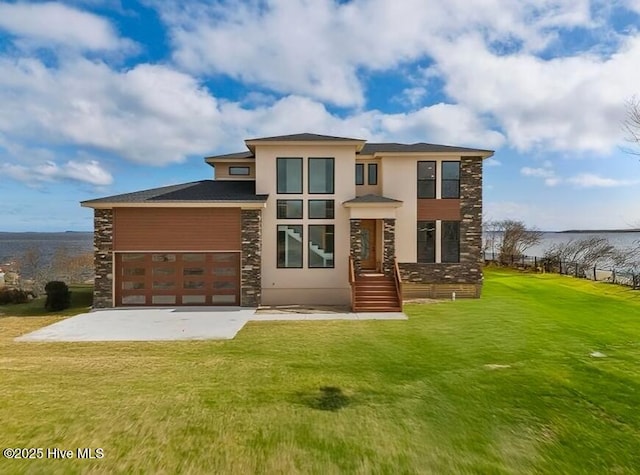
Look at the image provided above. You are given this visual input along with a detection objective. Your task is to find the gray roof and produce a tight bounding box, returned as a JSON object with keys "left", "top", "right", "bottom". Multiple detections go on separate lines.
{"left": 205, "top": 151, "right": 254, "bottom": 160}
{"left": 343, "top": 194, "right": 403, "bottom": 204}
{"left": 82, "top": 180, "right": 268, "bottom": 205}
{"left": 246, "top": 132, "right": 365, "bottom": 142}
{"left": 360, "top": 142, "right": 493, "bottom": 154}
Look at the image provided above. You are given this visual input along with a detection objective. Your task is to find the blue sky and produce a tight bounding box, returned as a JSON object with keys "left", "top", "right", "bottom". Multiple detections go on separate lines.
{"left": 1, "top": 0, "right": 639, "bottom": 232}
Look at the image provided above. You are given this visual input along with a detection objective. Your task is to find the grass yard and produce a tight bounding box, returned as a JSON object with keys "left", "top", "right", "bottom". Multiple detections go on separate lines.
{"left": 1, "top": 269, "right": 639, "bottom": 474}
{"left": 0, "top": 284, "right": 93, "bottom": 317}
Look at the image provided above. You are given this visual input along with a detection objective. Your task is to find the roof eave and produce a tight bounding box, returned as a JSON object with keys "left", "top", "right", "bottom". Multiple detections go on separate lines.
{"left": 81, "top": 201, "right": 268, "bottom": 210}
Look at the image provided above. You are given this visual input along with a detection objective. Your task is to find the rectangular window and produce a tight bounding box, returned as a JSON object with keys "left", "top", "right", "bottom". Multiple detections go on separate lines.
{"left": 229, "top": 166, "right": 250, "bottom": 176}
{"left": 418, "top": 161, "right": 436, "bottom": 198}
{"left": 308, "top": 158, "right": 334, "bottom": 194}
{"left": 277, "top": 225, "right": 303, "bottom": 268}
{"left": 417, "top": 221, "right": 436, "bottom": 263}
{"left": 277, "top": 199, "right": 303, "bottom": 219}
{"left": 308, "top": 200, "right": 335, "bottom": 219}
{"left": 442, "top": 221, "right": 460, "bottom": 263}
{"left": 442, "top": 161, "right": 461, "bottom": 199}
{"left": 277, "top": 158, "right": 302, "bottom": 194}
{"left": 368, "top": 163, "right": 378, "bottom": 185}
{"left": 355, "top": 163, "right": 364, "bottom": 185}
{"left": 308, "top": 225, "right": 334, "bottom": 268}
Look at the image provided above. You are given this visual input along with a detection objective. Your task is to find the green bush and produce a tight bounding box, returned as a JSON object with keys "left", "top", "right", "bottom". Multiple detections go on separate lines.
{"left": 44, "top": 281, "right": 71, "bottom": 312}
{"left": 0, "top": 288, "right": 31, "bottom": 305}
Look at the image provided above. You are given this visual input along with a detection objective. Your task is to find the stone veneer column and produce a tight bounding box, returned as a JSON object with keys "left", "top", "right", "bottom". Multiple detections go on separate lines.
{"left": 460, "top": 156, "right": 483, "bottom": 273}
{"left": 382, "top": 218, "right": 396, "bottom": 276}
{"left": 241, "top": 209, "right": 262, "bottom": 307}
{"left": 93, "top": 209, "right": 113, "bottom": 308}
{"left": 349, "top": 219, "right": 362, "bottom": 275}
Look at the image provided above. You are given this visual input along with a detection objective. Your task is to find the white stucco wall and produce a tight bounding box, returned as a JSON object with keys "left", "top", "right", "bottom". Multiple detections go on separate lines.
{"left": 255, "top": 144, "right": 357, "bottom": 305}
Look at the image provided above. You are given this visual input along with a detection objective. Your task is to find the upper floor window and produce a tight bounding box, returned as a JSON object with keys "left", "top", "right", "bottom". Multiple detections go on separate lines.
{"left": 355, "top": 163, "right": 364, "bottom": 185}
{"left": 308, "top": 200, "right": 335, "bottom": 219}
{"left": 442, "top": 221, "right": 460, "bottom": 263}
{"left": 417, "top": 221, "right": 436, "bottom": 263}
{"left": 229, "top": 166, "right": 250, "bottom": 176}
{"left": 308, "top": 158, "right": 334, "bottom": 194}
{"left": 442, "top": 161, "right": 461, "bottom": 199}
{"left": 368, "top": 163, "right": 378, "bottom": 185}
{"left": 277, "top": 158, "right": 302, "bottom": 194}
{"left": 417, "top": 161, "right": 436, "bottom": 198}
{"left": 277, "top": 200, "right": 303, "bottom": 219}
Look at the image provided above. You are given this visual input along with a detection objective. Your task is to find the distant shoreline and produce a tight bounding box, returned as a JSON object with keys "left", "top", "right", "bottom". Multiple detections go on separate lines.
{"left": 557, "top": 229, "right": 640, "bottom": 234}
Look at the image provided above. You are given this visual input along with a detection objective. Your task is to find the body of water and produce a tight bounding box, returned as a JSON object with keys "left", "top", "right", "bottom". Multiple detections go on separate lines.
{"left": 485, "top": 231, "right": 640, "bottom": 258}
{"left": 0, "top": 232, "right": 93, "bottom": 267}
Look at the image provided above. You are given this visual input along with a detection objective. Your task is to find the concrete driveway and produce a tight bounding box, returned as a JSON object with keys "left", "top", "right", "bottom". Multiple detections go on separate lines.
{"left": 15, "top": 308, "right": 407, "bottom": 342}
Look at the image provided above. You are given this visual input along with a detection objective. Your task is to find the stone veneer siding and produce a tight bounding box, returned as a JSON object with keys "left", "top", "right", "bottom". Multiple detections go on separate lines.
{"left": 349, "top": 219, "right": 362, "bottom": 274}
{"left": 382, "top": 219, "right": 396, "bottom": 276}
{"left": 241, "top": 209, "right": 262, "bottom": 307}
{"left": 93, "top": 209, "right": 113, "bottom": 308}
{"left": 399, "top": 156, "right": 483, "bottom": 290}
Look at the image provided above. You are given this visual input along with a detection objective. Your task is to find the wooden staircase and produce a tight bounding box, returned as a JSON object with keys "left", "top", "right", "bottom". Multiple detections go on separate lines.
{"left": 353, "top": 273, "right": 402, "bottom": 312}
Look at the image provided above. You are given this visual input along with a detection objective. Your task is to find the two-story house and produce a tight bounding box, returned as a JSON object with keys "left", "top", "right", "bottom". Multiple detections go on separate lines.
{"left": 82, "top": 133, "right": 493, "bottom": 311}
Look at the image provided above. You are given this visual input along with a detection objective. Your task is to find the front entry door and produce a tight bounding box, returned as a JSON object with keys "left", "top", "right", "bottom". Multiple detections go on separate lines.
{"left": 360, "top": 220, "right": 377, "bottom": 270}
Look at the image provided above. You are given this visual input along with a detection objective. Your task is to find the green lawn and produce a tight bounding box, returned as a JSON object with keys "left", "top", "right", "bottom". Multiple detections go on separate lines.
{"left": 1, "top": 269, "right": 639, "bottom": 474}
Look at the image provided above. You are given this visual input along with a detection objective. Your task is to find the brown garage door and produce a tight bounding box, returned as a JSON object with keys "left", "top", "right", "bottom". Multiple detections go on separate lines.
{"left": 115, "top": 252, "right": 240, "bottom": 306}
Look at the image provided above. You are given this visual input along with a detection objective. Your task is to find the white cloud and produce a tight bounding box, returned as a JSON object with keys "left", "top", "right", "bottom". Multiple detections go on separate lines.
{"left": 429, "top": 33, "right": 640, "bottom": 153}
{"left": 1, "top": 159, "right": 112, "bottom": 186}
{"left": 155, "top": 0, "right": 598, "bottom": 107}
{"left": 567, "top": 173, "right": 639, "bottom": 188}
{"left": 0, "top": 2, "right": 130, "bottom": 51}
{"left": 485, "top": 158, "right": 501, "bottom": 166}
{"left": 521, "top": 166, "right": 555, "bottom": 178}
{"left": 0, "top": 58, "right": 222, "bottom": 165}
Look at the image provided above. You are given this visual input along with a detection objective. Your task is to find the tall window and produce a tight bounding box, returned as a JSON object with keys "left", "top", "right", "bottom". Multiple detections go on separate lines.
{"left": 418, "top": 161, "right": 436, "bottom": 198}
{"left": 442, "top": 221, "right": 460, "bottom": 263}
{"left": 368, "top": 163, "right": 378, "bottom": 185}
{"left": 417, "top": 221, "right": 436, "bottom": 263}
{"left": 308, "top": 225, "right": 334, "bottom": 268}
{"left": 277, "top": 158, "right": 302, "bottom": 194}
{"left": 355, "top": 163, "right": 364, "bottom": 185}
{"left": 277, "top": 225, "right": 303, "bottom": 268}
{"left": 308, "top": 158, "right": 334, "bottom": 194}
{"left": 442, "top": 161, "right": 460, "bottom": 198}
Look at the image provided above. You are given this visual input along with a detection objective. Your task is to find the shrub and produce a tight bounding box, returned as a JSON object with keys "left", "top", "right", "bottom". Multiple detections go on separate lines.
{"left": 0, "top": 287, "right": 31, "bottom": 305}
{"left": 44, "top": 281, "right": 71, "bottom": 312}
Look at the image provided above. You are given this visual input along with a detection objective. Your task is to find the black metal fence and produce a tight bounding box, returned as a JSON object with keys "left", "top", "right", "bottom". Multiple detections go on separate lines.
{"left": 484, "top": 253, "right": 640, "bottom": 290}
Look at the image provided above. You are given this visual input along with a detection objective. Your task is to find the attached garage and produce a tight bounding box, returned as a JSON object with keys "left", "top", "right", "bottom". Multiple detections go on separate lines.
{"left": 81, "top": 180, "right": 267, "bottom": 308}
{"left": 115, "top": 252, "right": 240, "bottom": 306}
{"left": 112, "top": 207, "right": 242, "bottom": 307}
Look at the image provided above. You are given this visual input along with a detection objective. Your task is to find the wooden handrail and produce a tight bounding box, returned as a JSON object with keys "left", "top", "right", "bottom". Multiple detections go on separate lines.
{"left": 393, "top": 258, "right": 403, "bottom": 311}
{"left": 349, "top": 255, "right": 356, "bottom": 311}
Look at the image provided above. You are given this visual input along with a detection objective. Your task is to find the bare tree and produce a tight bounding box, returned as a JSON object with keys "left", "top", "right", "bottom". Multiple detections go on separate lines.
{"left": 623, "top": 96, "right": 640, "bottom": 155}
{"left": 544, "top": 237, "right": 618, "bottom": 270}
{"left": 51, "top": 247, "right": 93, "bottom": 284}
{"left": 16, "top": 247, "right": 51, "bottom": 295}
{"left": 489, "top": 220, "right": 543, "bottom": 264}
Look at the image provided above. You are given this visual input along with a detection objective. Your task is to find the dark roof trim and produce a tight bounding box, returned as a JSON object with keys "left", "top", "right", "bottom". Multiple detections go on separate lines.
{"left": 81, "top": 180, "right": 268, "bottom": 207}
{"left": 360, "top": 142, "right": 494, "bottom": 155}
{"left": 343, "top": 194, "right": 403, "bottom": 205}
{"left": 245, "top": 132, "right": 365, "bottom": 142}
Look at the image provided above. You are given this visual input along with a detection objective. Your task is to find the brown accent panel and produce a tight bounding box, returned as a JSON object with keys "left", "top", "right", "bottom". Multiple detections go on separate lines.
{"left": 417, "top": 199, "right": 461, "bottom": 220}
{"left": 113, "top": 208, "right": 241, "bottom": 251}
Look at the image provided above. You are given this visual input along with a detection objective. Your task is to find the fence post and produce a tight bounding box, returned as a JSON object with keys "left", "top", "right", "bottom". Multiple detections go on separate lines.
{"left": 612, "top": 269, "right": 616, "bottom": 284}
{"left": 593, "top": 266, "right": 597, "bottom": 281}
{"left": 534, "top": 256, "right": 537, "bottom": 270}
{"left": 575, "top": 263, "right": 579, "bottom": 278}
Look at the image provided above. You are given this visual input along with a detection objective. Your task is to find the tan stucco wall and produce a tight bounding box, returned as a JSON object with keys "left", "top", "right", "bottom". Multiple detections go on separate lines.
{"left": 213, "top": 162, "right": 256, "bottom": 180}
{"left": 255, "top": 144, "right": 357, "bottom": 305}
{"left": 355, "top": 158, "right": 382, "bottom": 196}
{"left": 380, "top": 157, "right": 462, "bottom": 263}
